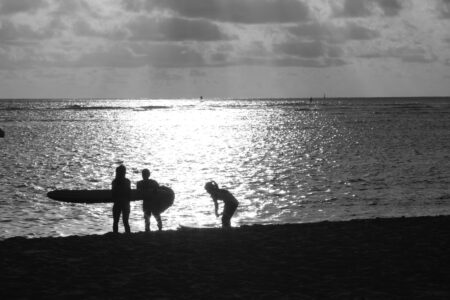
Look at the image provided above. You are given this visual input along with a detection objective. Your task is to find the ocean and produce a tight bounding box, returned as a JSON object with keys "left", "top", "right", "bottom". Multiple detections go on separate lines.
{"left": 0, "top": 98, "right": 449, "bottom": 239}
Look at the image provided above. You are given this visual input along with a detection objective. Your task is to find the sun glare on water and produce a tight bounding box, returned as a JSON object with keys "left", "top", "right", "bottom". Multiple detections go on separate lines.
{"left": 107, "top": 100, "right": 254, "bottom": 229}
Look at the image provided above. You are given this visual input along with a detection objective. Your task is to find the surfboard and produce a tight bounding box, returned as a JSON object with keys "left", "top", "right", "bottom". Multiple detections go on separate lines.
{"left": 47, "top": 186, "right": 174, "bottom": 213}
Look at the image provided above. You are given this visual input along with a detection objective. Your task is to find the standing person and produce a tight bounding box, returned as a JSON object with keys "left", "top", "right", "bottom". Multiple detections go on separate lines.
{"left": 136, "top": 169, "right": 161, "bottom": 231}
{"left": 204, "top": 181, "right": 239, "bottom": 228}
{"left": 112, "top": 165, "right": 131, "bottom": 233}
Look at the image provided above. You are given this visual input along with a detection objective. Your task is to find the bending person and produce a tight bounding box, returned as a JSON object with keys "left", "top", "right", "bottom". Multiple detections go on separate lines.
{"left": 111, "top": 165, "right": 131, "bottom": 233}
{"left": 205, "top": 181, "right": 239, "bottom": 228}
{"left": 137, "top": 169, "right": 161, "bottom": 231}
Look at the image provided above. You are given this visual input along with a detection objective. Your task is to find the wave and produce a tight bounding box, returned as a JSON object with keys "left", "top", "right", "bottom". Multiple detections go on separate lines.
{"left": 63, "top": 105, "right": 171, "bottom": 110}
{"left": 132, "top": 105, "right": 172, "bottom": 111}
{"left": 1, "top": 98, "right": 448, "bottom": 113}
{"left": 64, "top": 105, "right": 126, "bottom": 110}
{"left": 0, "top": 107, "right": 24, "bottom": 111}
{"left": 385, "top": 104, "right": 436, "bottom": 110}
{"left": 0, "top": 105, "right": 172, "bottom": 111}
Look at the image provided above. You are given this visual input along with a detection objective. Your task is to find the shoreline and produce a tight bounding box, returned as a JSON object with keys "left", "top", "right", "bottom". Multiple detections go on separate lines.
{"left": 1, "top": 215, "right": 449, "bottom": 299}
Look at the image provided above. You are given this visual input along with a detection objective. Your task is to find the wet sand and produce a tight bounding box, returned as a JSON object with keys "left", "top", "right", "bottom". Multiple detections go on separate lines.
{"left": 1, "top": 216, "right": 449, "bottom": 299}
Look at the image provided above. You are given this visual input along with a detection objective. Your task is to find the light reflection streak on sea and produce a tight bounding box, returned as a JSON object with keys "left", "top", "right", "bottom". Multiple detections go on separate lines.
{"left": 0, "top": 98, "right": 449, "bottom": 239}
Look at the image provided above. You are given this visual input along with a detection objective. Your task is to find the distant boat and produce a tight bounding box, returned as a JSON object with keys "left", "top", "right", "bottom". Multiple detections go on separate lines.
{"left": 0, "top": 128, "right": 4, "bottom": 138}
{"left": 200, "top": 96, "right": 203, "bottom": 100}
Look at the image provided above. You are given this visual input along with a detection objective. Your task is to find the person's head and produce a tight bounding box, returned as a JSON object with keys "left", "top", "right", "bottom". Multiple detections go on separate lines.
{"left": 115, "top": 165, "right": 126, "bottom": 179}
{"left": 142, "top": 169, "right": 150, "bottom": 179}
{"left": 204, "top": 181, "right": 219, "bottom": 194}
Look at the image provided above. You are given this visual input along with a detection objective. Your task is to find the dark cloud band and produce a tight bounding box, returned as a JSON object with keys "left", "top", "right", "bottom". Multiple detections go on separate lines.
{"left": 121, "top": 0, "right": 310, "bottom": 23}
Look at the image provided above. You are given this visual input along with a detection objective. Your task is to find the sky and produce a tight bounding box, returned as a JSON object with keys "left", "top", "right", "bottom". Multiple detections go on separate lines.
{"left": 0, "top": 0, "right": 449, "bottom": 99}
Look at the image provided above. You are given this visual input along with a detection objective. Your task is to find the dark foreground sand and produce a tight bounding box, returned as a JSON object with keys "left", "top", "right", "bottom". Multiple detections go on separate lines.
{"left": 1, "top": 216, "right": 449, "bottom": 299}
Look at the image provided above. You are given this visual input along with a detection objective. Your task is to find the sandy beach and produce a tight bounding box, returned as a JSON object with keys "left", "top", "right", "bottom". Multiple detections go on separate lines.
{"left": 1, "top": 216, "right": 449, "bottom": 299}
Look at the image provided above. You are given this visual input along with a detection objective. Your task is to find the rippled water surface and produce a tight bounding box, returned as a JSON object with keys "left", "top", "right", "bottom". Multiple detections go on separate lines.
{"left": 1, "top": 98, "right": 449, "bottom": 239}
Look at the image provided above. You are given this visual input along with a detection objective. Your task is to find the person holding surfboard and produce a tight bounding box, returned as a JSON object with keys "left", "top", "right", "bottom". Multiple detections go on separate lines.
{"left": 136, "top": 169, "right": 161, "bottom": 232}
{"left": 204, "top": 181, "right": 239, "bottom": 228}
{"left": 112, "top": 165, "right": 131, "bottom": 233}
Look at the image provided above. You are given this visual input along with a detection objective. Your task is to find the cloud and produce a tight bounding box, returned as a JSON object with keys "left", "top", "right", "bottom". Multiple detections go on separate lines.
{"left": 70, "top": 47, "right": 145, "bottom": 68}
{"left": 239, "top": 56, "right": 347, "bottom": 68}
{"left": 275, "top": 40, "right": 344, "bottom": 61}
{"left": 122, "top": 0, "right": 310, "bottom": 24}
{"left": 438, "top": 0, "right": 450, "bottom": 18}
{"left": 127, "top": 16, "right": 233, "bottom": 42}
{"left": 271, "top": 40, "right": 347, "bottom": 68}
{"left": 149, "top": 68, "right": 183, "bottom": 82}
{"left": 72, "top": 20, "right": 127, "bottom": 40}
{"left": 145, "top": 44, "right": 205, "bottom": 68}
{"left": 51, "top": 0, "right": 103, "bottom": 19}
{"left": 287, "top": 22, "right": 380, "bottom": 44}
{"left": 375, "top": 0, "right": 404, "bottom": 16}
{"left": 189, "top": 69, "right": 207, "bottom": 77}
{"left": 0, "top": 44, "right": 44, "bottom": 69}
{"left": 0, "top": 51, "right": 14, "bottom": 69}
{"left": 0, "top": 20, "right": 54, "bottom": 44}
{"left": 0, "top": 0, "right": 446, "bottom": 74}
{"left": 333, "top": 0, "right": 372, "bottom": 17}
{"left": 272, "top": 57, "right": 347, "bottom": 68}
{"left": 71, "top": 44, "right": 206, "bottom": 69}
{"left": 275, "top": 41, "right": 340, "bottom": 58}
{"left": 0, "top": 0, "right": 48, "bottom": 15}
{"left": 333, "top": 0, "right": 404, "bottom": 17}
{"left": 210, "top": 52, "right": 229, "bottom": 64}
{"left": 360, "top": 46, "right": 437, "bottom": 63}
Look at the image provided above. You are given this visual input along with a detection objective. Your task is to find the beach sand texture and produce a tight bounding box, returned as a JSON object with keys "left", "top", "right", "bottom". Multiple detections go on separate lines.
{"left": 1, "top": 216, "right": 449, "bottom": 299}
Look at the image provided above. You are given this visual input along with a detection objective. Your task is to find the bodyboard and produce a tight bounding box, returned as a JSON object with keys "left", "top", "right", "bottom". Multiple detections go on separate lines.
{"left": 178, "top": 224, "right": 212, "bottom": 230}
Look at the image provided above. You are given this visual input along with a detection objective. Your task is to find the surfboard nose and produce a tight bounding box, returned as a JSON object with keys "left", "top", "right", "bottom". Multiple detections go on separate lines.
{"left": 47, "top": 191, "right": 57, "bottom": 200}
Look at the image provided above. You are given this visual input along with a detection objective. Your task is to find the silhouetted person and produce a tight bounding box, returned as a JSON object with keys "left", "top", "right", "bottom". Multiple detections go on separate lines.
{"left": 0, "top": 128, "right": 4, "bottom": 138}
{"left": 205, "top": 181, "right": 239, "bottom": 228}
{"left": 112, "top": 165, "right": 131, "bottom": 233}
{"left": 137, "top": 169, "right": 161, "bottom": 231}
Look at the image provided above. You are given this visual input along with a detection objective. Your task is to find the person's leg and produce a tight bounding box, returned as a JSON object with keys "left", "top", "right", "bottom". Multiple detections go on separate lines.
{"left": 144, "top": 211, "right": 151, "bottom": 232}
{"left": 153, "top": 213, "right": 162, "bottom": 231}
{"left": 222, "top": 204, "right": 237, "bottom": 228}
{"left": 122, "top": 203, "right": 131, "bottom": 233}
{"left": 221, "top": 214, "right": 231, "bottom": 228}
{"left": 112, "top": 204, "right": 121, "bottom": 233}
